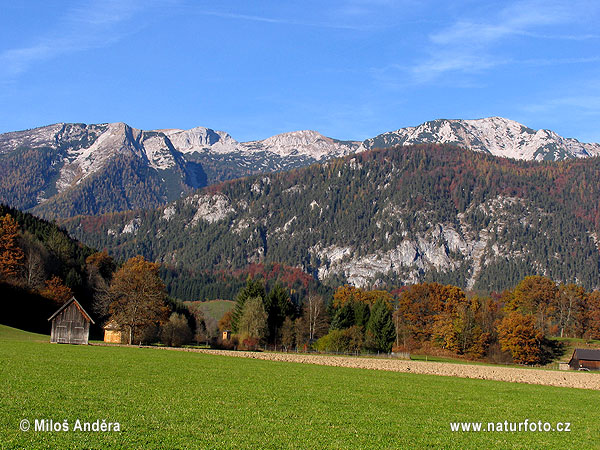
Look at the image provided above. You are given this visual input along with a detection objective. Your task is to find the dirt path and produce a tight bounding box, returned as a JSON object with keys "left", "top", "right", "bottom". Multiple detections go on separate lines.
{"left": 95, "top": 343, "right": 599, "bottom": 390}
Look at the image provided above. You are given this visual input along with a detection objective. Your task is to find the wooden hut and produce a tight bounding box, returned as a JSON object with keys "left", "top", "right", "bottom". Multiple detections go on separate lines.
{"left": 103, "top": 320, "right": 123, "bottom": 344}
{"left": 568, "top": 348, "right": 600, "bottom": 371}
{"left": 48, "top": 297, "right": 94, "bottom": 345}
{"left": 222, "top": 330, "right": 231, "bottom": 341}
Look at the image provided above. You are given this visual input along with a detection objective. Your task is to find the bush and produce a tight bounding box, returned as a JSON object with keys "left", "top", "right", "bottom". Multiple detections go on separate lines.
{"left": 161, "top": 313, "right": 192, "bottom": 347}
{"left": 314, "top": 329, "right": 350, "bottom": 353}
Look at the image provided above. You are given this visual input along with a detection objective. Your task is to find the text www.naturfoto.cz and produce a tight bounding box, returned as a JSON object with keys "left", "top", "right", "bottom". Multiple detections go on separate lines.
{"left": 450, "top": 420, "right": 571, "bottom": 433}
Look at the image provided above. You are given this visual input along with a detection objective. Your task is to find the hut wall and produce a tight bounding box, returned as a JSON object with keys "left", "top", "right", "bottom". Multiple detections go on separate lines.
{"left": 580, "top": 360, "right": 600, "bottom": 371}
{"left": 50, "top": 302, "right": 90, "bottom": 345}
{"left": 104, "top": 330, "right": 123, "bottom": 344}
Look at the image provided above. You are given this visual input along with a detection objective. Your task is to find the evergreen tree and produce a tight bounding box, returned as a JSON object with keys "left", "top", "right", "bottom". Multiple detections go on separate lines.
{"left": 366, "top": 298, "right": 395, "bottom": 353}
{"left": 353, "top": 301, "right": 370, "bottom": 328}
{"left": 264, "top": 283, "right": 293, "bottom": 343}
{"left": 330, "top": 302, "right": 355, "bottom": 330}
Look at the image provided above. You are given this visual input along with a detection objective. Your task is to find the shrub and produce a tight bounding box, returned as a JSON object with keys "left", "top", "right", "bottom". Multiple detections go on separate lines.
{"left": 161, "top": 313, "right": 192, "bottom": 347}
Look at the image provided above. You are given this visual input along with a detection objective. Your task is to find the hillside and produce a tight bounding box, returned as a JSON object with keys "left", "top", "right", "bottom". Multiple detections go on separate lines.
{"left": 1, "top": 118, "right": 598, "bottom": 219}
{"left": 0, "top": 204, "right": 109, "bottom": 334}
{"left": 185, "top": 300, "right": 234, "bottom": 324}
{"left": 64, "top": 144, "right": 600, "bottom": 297}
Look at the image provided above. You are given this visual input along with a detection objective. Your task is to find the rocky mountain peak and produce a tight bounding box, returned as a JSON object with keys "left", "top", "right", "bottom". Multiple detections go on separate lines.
{"left": 243, "top": 130, "right": 359, "bottom": 159}
{"left": 360, "top": 117, "right": 600, "bottom": 161}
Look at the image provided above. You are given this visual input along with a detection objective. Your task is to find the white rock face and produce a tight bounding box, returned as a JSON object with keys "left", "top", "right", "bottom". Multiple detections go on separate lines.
{"left": 122, "top": 217, "right": 141, "bottom": 234}
{"left": 186, "top": 193, "right": 235, "bottom": 226}
{"left": 162, "top": 205, "right": 176, "bottom": 221}
{"left": 165, "top": 127, "right": 241, "bottom": 155}
{"left": 307, "top": 195, "right": 537, "bottom": 288}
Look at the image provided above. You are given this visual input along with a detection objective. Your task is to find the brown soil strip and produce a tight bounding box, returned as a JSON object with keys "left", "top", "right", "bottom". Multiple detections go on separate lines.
{"left": 93, "top": 343, "right": 600, "bottom": 390}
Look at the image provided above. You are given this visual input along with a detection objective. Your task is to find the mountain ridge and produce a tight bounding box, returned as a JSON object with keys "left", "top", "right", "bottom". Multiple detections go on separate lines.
{"left": 1, "top": 117, "right": 599, "bottom": 219}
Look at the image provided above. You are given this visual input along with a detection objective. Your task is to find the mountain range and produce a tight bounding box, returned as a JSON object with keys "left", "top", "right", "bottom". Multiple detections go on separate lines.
{"left": 1, "top": 117, "right": 599, "bottom": 219}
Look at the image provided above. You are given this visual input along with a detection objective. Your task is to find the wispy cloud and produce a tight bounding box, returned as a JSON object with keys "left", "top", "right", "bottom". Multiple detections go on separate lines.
{"left": 410, "top": 0, "right": 599, "bottom": 83}
{"left": 192, "top": 9, "right": 367, "bottom": 31}
{"left": 0, "top": 0, "right": 161, "bottom": 79}
{"left": 524, "top": 95, "right": 600, "bottom": 115}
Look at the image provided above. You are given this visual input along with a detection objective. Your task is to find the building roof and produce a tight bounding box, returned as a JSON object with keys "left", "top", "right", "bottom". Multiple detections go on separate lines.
{"left": 570, "top": 348, "right": 600, "bottom": 362}
{"left": 47, "top": 297, "right": 95, "bottom": 324}
{"left": 103, "top": 319, "right": 121, "bottom": 330}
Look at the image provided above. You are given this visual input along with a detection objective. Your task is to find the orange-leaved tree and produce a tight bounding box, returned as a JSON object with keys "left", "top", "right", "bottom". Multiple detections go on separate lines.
{"left": 505, "top": 276, "right": 557, "bottom": 335}
{"left": 0, "top": 214, "right": 24, "bottom": 281}
{"left": 497, "top": 312, "right": 545, "bottom": 365}
{"left": 41, "top": 276, "right": 73, "bottom": 304}
{"left": 586, "top": 291, "right": 600, "bottom": 340}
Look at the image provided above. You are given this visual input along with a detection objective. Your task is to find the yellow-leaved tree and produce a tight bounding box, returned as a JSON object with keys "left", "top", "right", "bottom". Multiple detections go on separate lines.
{"left": 108, "top": 256, "right": 169, "bottom": 345}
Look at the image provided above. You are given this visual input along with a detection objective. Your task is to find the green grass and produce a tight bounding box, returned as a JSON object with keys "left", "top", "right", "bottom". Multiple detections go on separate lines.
{"left": 1, "top": 325, "right": 598, "bottom": 449}
{"left": 0, "top": 324, "right": 49, "bottom": 342}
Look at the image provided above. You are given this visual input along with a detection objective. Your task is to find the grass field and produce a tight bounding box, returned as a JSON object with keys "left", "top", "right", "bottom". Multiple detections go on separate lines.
{"left": 186, "top": 299, "right": 234, "bottom": 323}
{"left": 1, "top": 325, "right": 598, "bottom": 449}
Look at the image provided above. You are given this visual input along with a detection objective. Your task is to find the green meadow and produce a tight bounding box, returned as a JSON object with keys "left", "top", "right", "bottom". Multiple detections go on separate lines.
{"left": 0, "top": 325, "right": 598, "bottom": 449}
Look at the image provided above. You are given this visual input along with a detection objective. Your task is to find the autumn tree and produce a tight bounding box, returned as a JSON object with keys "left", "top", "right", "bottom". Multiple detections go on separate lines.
{"left": 160, "top": 313, "right": 193, "bottom": 347}
{"left": 41, "top": 276, "right": 73, "bottom": 304}
{"left": 497, "top": 312, "right": 545, "bottom": 365}
{"left": 0, "top": 214, "right": 24, "bottom": 281}
{"left": 86, "top": 250, "right": 116, "bottom": 280}
{"left": 237, "top": 296, "right": 268, "bottom": 343}
{"left": 586, "top": 291, "right": 600, "bottom": 339}
{"left": 395, "top": 283, "right": 440, "bottom": 343}
{"left": 218, "top": 310, "right": 233, "bottom": 331}
{"left": 506, "top": 276, "right": 557, "bottom": 334}
{"left": 333, "top": 285, "right": 394, "bottom": 309}
{"left": 231, "top": 278, "right": 265, "bottom": 333}
{"left": 108, "top": 256, "right": 169, "bottom": 345}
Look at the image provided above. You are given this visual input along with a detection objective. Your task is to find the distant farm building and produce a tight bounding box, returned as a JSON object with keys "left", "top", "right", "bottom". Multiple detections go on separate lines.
{"left": 48, "top": 297, "right": 94, "bottom": 345}
{"left": 568, "top": 349, "right": 600, "bottom": 371}
{"left": 222, "top": 330, "right": 231, "bottom": 341}
{"left": 103, "top": 320, "right": 124, "bottom": 344}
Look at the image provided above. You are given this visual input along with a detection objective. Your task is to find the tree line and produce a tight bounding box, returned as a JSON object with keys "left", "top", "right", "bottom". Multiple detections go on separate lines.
{"left": 215, "top": 275, "right": 600, "bottom": 365}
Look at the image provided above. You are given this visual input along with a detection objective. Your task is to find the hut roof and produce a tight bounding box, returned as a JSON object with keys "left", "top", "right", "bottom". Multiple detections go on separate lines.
{"left": 103, "top": 319, "right": 121, "bottom": 330}
{"left": 47, "top": 297, "right": 95, "bottom": 324}
{"left": 570, "top": 348, "right": 600, "bottom": 363}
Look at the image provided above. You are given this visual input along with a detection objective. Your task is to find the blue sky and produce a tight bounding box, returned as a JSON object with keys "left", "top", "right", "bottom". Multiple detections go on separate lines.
{"left": 1, "top": 0, "right": 599, "bottom": 142}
